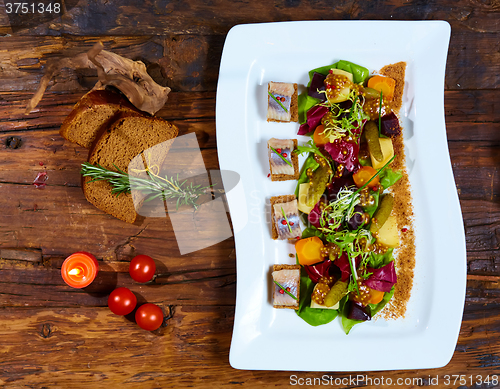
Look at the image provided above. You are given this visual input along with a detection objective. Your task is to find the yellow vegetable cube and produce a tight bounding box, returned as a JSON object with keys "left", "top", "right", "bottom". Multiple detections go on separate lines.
{"left": 376, "top": 213, "right": 399, "bottom": 248}
{"left": 327, "top": 69, "right": 353, "bottom": 103}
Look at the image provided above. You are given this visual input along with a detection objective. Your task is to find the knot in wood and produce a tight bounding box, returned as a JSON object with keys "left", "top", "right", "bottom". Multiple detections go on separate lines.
{"left": 40, "top": 323, "right": 53, "bottom": 338}
{"left": 5, "top": 136, "right": 22, "bottom": 149}
{"left": 163, "top": 305, "right": 175, "bottom": 325}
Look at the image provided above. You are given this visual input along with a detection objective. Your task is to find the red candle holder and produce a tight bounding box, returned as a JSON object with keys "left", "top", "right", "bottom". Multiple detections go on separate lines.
{"left": 61, "top": 252, "right": 99, "bottom": 288}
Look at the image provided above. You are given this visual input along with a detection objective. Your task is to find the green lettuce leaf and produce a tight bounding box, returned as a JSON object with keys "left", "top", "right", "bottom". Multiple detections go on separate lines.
{"left": 296, "top": 268, "right": 338, "bottom": 326}
{"left": 339, "top": 296, "right": 362, "bottom": 335}
{"left": 298, "top": 91, "right": 320, "bottom": 124}
{"left": 340, "top": 286, "right": 396, "bottom": 334}
{"left": 367, "top": 248, "right": 394, "bottom": 268}
{"left": 379, "top": 168, "right": 402, "bottom": 189}
{"left": 362, "top": 189, "right": 380, "bottom": 217}
{"left": 301, "top": 226, "right": 325, "bottom": 240}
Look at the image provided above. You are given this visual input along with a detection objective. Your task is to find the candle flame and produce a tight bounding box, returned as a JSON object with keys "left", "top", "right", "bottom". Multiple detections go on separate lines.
{"left": 68, "top": 267, "right": 82, "bottom": 276}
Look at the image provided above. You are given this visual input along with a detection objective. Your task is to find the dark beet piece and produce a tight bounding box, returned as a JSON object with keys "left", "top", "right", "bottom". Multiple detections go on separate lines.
{"left": 327, "top": 175, "right": 356, "bottom": 202}
{"left": 347, "top": 301, "right": 371, "bottom": 321}
{"left": 347, "top": 205, "right": 365, "bottom": 230}
{"left": 381, "top": 112, "right": 402, "bottom": 137}
{"left": 308, "top": 72, "right": 327, "bottom": 100}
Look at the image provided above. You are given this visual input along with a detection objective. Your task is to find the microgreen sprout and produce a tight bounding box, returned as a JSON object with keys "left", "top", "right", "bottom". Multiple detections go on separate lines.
{"left": 319, "top": 91, "right": 369, "bottom": 143}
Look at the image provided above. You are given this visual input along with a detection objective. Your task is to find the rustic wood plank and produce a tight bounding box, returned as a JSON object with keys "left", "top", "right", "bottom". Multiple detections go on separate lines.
{"left": 1, "top": 0, "right": 498, "bottom": 36}
{"left": 0, "top": 259, "right": 236, "bottom": 307}
{"left": 0, "top": 299, "right": 497, "bottom": 387}
{"left": 0, "top": 30, "right": 498, "bottom": 93}
{"left": 0, "top": 1, "right": 498, "bottom": 384}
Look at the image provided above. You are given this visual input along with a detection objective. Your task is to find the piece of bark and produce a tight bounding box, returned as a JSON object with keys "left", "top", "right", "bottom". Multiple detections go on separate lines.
{"left": 25, "top": 42, "right": 170, "bottom": 115}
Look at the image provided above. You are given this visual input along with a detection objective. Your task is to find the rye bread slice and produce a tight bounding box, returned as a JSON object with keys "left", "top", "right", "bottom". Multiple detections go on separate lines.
{"left": 60, "top": 89, "right": 145, "bottom": 149}
{"left": 83, "top": 113, "right": 179, "bottom": 223}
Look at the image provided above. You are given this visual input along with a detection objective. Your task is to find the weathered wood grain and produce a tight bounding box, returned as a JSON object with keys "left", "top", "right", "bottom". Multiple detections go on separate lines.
{"left": 0, "top": 297, "right": 497, "bottom": 388}
{"left": 1, "top": 0, "right": 498, "bottom": 35}
{"left": 0, "top": 30, "right": 499, "bottom": 92}
{"left": 0, "top": 0, "right": 498, "bottom": 385}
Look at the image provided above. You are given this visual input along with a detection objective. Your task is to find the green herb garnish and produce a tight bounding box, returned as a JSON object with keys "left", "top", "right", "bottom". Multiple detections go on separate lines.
{"left": 319, "top": 91, "right": 369, "bottom": 142}
{"left": 378, "top": 90, "right": 383, "bottom": 135}
{"left": 281, "top": 206, "right": 293, "bottom": 233}
{"left": 295, "top": 140, "right": 332, "bottom": 171}
{"left": 270, "top": 145, "right": 293, "bottom": 167}
{"left": 268, "top": 91, "right": 289, "bottom": 113}
{"left": 342, "top": 154, "right": 396, "bottom": 223}
{"left": 347, "top": 253, "right": 360, "bottom": 295}
{"left": 273, "top": 279, "right": 297, "bottom": 300}
{"left": 81, "top": 162, "right": 210, "bottom": 210}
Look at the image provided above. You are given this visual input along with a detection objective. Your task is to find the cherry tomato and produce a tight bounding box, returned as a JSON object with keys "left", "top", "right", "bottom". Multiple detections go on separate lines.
{"left": 129, "top": 255, "right": 156, "bottom": 283}
{"left": 135, "top": 303, "right": 164, "bottom": 331}
{"left": 351, "top": 281, "right": 385, "bottom": 306}
{"left": 108, "top": 287, "right": 137, "bottom": 316}
{"left": 353, "top": 166, "right": 379, "bottom": 189}
{"left": 313, "top": 124, "right": 329, "bottom": 146}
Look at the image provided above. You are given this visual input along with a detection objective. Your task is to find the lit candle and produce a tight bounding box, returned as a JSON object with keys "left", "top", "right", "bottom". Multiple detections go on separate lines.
{"left": 61, "top": 252, "right": 99, "bottom": 288}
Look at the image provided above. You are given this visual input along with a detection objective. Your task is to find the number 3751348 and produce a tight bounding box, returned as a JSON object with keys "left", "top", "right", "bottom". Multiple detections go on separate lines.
{"left": 5, "top": 3, "right": 61, "bottom": 14}
{"left": 443, "top": 375, "right": 498, "bottom": 387}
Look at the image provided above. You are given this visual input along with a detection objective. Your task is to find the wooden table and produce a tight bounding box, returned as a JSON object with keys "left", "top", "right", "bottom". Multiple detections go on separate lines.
{"left": 0, "top": 1, "right": 498, "bottom": 387}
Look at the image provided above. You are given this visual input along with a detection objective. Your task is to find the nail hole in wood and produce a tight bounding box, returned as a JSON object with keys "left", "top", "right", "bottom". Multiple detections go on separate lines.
{"left": 5, "top": 136, "right": 22, "bottom": 149}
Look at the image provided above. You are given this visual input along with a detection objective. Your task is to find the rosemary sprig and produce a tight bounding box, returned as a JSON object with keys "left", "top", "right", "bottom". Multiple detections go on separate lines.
{"left": 80, "top": 162, "right": 210, "bottom": 210}
{"left": 270, "top": 146, "right": 293, "bottom": 167}
{"left": 268, "top": 91, "right": 289, "bottom": 113}
{"left": 273, "top": 279, "right": 297, "bottom": 300}
{"left": 281, "top": 206, "right": 293, "bottom": 233}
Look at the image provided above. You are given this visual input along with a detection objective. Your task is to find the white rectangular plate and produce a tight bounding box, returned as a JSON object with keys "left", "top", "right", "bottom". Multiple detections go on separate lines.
{"left": 216, "top": 21, "right": 465, "bottom": 371}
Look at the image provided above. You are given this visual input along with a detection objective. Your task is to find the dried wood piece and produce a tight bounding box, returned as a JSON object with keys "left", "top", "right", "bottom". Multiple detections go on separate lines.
{"left": 25, "top": 42, "right": 170, "bottom": 115}
{"left": 0, "top": 248, "right": 42, "bottom": 262}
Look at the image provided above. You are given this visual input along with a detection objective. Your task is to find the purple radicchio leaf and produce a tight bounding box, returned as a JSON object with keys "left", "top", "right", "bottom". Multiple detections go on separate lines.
{"left": 365, "top": 261, "right": 397, "bottom": 292}
{"left": 308, "top": 201, "right": 322, "bottom": 229}
{"left": 298, "top": 105, "right": 329, "bottom": 135}
{"left": 304, "top": 259, "right": 334, "bottom": 284}
{"left": 324, "top": 140, "right": 360, "bottom": 172}
{"left": 335, "top": 253, "right": 361, "bottom": 282}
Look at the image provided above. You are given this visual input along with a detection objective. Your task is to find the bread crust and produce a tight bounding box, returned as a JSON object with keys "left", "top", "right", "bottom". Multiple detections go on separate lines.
{"left": 83, "top": 113, "right": 178, "bottom": 223}
{"left": 60, "top": 89, "right": 145, "bottom": 149}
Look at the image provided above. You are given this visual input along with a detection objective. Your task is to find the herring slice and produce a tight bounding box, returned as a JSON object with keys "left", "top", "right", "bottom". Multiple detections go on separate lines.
{"left": 268, "top": 138, "right": 295, "bottom": 176}
{"left": 267, "top": 82, "right": 298, "bottom": 122}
